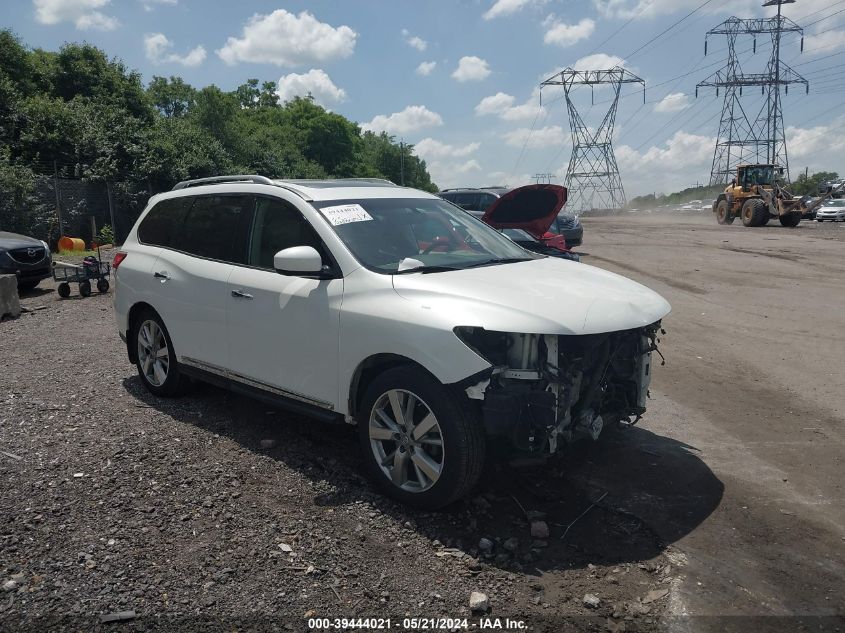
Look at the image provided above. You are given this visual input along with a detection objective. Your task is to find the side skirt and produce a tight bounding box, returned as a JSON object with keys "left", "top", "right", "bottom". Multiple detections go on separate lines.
{"left": 179, "top": 364, "right": 345, "bottom": 425}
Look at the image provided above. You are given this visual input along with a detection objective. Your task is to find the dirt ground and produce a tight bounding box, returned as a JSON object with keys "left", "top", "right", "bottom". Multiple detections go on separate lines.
{"left": 1, "top": 213, "right": 843, "bottom": 632}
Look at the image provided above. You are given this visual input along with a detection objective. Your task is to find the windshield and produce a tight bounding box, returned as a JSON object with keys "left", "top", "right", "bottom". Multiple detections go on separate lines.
{"left": 313, "top": 197, "right": 539, "bottom": 273}
{"left": 744, "top": 166, "right": 775, "bottom": 186}
{"left": 824, "top": 199, "right": 845, "bottom": 207}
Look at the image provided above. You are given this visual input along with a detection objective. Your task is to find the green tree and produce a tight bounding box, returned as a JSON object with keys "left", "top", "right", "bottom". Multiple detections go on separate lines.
{"left": 148, "top": 75, "right": 196, "bottom": 118}
{"left": 790, "top": 170, "right": 839, "bottom": 196}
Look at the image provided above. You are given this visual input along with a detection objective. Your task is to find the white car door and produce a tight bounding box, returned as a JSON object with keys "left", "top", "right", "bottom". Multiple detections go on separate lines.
{"left": 150, "top": 193, "right": 252, "bottom": 372}
{"left": 226, "top": 195, "right": 343, "bottom": 411}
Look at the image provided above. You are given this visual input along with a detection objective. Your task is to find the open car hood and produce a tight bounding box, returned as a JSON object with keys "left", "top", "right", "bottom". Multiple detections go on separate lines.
{"left": 481, "top": 184, "right": 567, "bottom": 238}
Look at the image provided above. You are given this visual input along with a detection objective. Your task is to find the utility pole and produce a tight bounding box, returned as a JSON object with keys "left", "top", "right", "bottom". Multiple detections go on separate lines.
{"left": 399, "top": 139, "right": 405, "bottom": 186}
{"left": 541, "top": 67, "right": 645, "bottom": 214}
{"left": 52, "top": 160, "right": 64, "bottom": 238}
{"left": 696, "top": 0, "right": 807, "bottom": 185}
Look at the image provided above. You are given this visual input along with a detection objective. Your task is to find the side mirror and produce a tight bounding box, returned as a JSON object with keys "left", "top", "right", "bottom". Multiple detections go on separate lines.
{"left": 273, "top": 246, "right": 324, "bottom": 276}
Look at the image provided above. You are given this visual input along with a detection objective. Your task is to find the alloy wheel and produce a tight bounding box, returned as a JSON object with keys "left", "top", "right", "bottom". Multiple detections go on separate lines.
{"left": 137, "top": 319, "right": 170, "bottom": 387}
{"left": 368, "top": 389, "right": 444, "bottom": 493}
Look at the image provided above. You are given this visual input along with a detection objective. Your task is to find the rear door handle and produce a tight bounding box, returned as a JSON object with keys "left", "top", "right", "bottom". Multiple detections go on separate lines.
{"left": 154, "top": 271, "right": 170, "bottom": 280}
{"left": 231, "top": 289, "right": 253, "bottom": 300}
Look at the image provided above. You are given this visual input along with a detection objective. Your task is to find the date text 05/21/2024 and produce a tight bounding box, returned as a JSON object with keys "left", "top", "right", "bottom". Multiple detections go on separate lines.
{"left": 307, "top": 618, "right": 528, "bottom": 630}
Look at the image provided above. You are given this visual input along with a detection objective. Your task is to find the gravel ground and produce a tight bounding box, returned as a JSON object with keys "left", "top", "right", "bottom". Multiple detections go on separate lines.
{"left": 1, "top": 254, "right": 677, "bottom": 631}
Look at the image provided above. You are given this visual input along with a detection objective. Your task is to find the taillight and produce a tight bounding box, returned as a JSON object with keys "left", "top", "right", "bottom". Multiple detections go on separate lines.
{"left": 112, "top": 252, "right": 127, "bottom": 269}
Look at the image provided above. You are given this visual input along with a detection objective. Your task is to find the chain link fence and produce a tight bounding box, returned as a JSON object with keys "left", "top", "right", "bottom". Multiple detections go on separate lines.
{"left": 1, "top": 171, "right": 155, "bottom": 248}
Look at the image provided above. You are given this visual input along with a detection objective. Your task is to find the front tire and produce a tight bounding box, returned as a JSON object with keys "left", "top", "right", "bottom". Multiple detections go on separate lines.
{"left": 715, "top": 200, "right": 734, "bottom": 225}
{"left": 357, "top": 366, "right": 485, "bottom": 509}
{"left": 17, "top": 280, "right": 40, "bottom": 291}
{"left": 779, "top": 213, "right": 801, "bottom": 227}
{"left": 741, "top": 199, "right": 768, "bottom": 227}
{"left": 130, "top": 309, "right": 187, "bottom": 397}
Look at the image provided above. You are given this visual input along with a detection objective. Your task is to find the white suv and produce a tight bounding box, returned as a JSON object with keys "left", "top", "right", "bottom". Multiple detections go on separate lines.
{"left": 113, "top": 176, "right": 670, "bottom": 508}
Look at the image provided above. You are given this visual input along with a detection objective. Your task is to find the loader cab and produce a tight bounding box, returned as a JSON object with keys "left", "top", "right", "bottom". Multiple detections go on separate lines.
{"left": 737, "top": 164, "right": 782, "bottom": 191}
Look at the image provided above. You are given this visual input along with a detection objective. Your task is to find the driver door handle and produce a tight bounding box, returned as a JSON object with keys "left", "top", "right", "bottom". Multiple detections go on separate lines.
{"left": 153, "top": 271, "right": 170, "bottom": 280}
{"left": 231, "top": 289, "right": 253, "bottom": 300}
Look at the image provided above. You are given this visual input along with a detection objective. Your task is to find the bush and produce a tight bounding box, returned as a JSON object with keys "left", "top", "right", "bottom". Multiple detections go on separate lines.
{"left": 98, "top": 223, "right": 115, "bottom": 245}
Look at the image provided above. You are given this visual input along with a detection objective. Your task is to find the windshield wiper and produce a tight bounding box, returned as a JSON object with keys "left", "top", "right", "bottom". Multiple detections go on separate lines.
{"left": 461, "top": 257, "right": 534, "bottom": 269}
{"left": 392, "top": 265, "right": 461, "bottom": 275}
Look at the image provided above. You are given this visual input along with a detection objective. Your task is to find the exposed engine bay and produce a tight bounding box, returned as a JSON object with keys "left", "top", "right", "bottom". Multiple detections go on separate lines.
{"left": 457, "top": 323, "right": 665, "bottom": 455}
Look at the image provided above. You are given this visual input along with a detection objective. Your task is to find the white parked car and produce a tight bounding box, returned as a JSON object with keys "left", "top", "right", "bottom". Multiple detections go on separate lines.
{"left": 815, "top": 199, "right": 845, "bottom": 222}
{"left": 113, "top": 176, "right": 670, "bottom": 508}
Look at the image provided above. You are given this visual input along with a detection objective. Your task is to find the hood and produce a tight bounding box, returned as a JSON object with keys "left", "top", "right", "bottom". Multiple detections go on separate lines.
{"left": 0, "top": 231, "right": 43, "bottom": 250}
{"left": 481, "top": 184, "right": 567, "bottom": 238}
{"left": 392, "top": 257, "right": 670, "bottom": 336}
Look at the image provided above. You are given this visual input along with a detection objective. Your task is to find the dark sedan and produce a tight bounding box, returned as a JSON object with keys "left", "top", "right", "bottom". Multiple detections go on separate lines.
{"left": 0, "top": 232, "right": 52, "bottom": 289}
{"left": 552, "top": 212, "right": 583, "bottom": 247}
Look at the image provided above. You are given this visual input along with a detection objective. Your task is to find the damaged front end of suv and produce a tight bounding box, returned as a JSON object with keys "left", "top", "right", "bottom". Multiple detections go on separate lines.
{"left": 455, "top": 323, "right": 664, "bottom": 456}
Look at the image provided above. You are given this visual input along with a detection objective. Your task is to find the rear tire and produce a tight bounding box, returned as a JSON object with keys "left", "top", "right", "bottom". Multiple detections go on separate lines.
{"left": 97, "top": 278, "right": 109, "bottom": 293}
{"left": 357, "top": 366, "right": 485, "bottom": 509}
{"left": 57, "top": 282, "right": 70, "bottom": 298}
{"left": 79, "top": 280, "right": 92, "bottom": 297}
{"left": 779, "top": 213, "right": 801, "bottom": 227}
{"left": 741, "top": 199, "right": 768, "bottom": 227}
{"left": 715, "top": 200, "right": 734, "bottom": 225}
{"left": 130, "top": 309, "right": 187, "bottom": 397}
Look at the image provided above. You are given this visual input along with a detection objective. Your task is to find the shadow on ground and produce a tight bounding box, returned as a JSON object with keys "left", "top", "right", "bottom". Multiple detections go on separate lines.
{"left": 123, "top": 375, "right": 724, "bottom": 574}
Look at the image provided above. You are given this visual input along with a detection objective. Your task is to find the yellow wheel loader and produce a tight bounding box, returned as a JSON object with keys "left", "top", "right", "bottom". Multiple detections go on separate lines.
{"left": 713, "top": 164, "right": 845, "bottom": 228}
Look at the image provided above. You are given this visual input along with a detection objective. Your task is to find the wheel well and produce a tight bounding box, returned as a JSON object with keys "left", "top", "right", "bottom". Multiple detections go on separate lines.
{"left": 348, "top": 354, "right": 436, "bottom": 419}
{"left": 126, "top": 302, "right": 157, "bottom": 363}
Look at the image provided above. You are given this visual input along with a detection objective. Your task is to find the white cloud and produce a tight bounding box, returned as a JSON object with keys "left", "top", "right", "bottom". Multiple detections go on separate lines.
{"left": 573, "top": 53, "right": 626, "bottom": 70}
{"left": 361, "top": 105, "right": 444, "bottom": 136}
{"left": 140, "top": 0, "right": 176, "bottom": 11}
{"left": 543, "top": 16, "right": 595, "bottom": 47}
{"left": 217, "top": 10, "right": 357, "bottom": 67}
{"left": 592, "top": 0, "right": 757, "bottom": 20}
{"left": 475, "top": 92, "right": 516, "bottom": 116}
{"left": 483, "top": 0, "right": 545, "bottom": 20}
{"left": 804, "top": 29, "right": 845, "bottom": 54}
{"left": 786, "top": 118, "right": 845, "bottom": 160}
{"left": 617, "top": 130, "right": 714, "bottom": 174}
{"left": 503, "top": 125, "right": 568, "bottom": 148}
{"left": 426, "top": 159, "right": 483, "bottom": 189}
{"left": 451, "top": 56, "right": 492, "bottom": 82}
{"left": 276, "top": 69, "right": 346, "bottom": 106}
{"left": 486, "top": 171, "right": 533, "bottom": 187}
{"left": 654, "top": 92, "right": 690, "bottom": 113}
{"left": 475, "top": 91, "right": 544, "bottom": 121}
{"left": 416, "top": 61, "right": 437, "bottom": 76}
{"left": 144, "top": 33, "right": 207, "bottom": 67}
{"left": 34, "top": 0, "right": 118, "bottom": 30}
{"left": 414, "top": 138, "right": 481, "bottom": 160}
{"left": 401, "top": 29, "right": 427, "bottom": 51}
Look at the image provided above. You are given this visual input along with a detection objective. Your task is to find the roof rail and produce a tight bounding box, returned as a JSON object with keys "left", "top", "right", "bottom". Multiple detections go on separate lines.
{"left": 330, "top": 177, "right": 397, "bottom": 186}
{"left": 172, "top": 175, "right": 275, "bottom": 190}
{"left": 439, "top": 187, "right": 478, "bottom": 192}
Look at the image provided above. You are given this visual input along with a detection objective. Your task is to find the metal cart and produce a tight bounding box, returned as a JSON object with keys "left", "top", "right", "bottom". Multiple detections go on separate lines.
{"left": 52, "top": 256, "right": 111, "bottom": 298}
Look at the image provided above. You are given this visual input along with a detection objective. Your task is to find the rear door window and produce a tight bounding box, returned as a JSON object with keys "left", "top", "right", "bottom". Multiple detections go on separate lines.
{"left": 477, "top": 193, "right": 498, "bottom": 212}
{"left": 137, "top": 197, "right": 189, "bottom": 248}
{"left": 176, "top": 194, "right": 252, "bottom": 263}
{"left": 452, "top": 193, "right": 481, "bottom": 210}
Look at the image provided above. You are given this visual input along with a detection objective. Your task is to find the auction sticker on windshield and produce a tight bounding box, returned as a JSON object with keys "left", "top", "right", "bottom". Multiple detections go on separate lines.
{"left": 322, "top": 204, "right": 373, "bottom": 226}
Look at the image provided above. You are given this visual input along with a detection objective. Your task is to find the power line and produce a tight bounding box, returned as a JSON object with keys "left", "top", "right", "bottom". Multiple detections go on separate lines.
{"left": 623, "top": 0, "right": 718, "bottom": 60}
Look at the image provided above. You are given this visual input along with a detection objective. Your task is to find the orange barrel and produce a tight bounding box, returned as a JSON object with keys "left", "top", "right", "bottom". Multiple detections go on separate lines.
{"left": 58, "top": 236, "right": 86, "bottom": 251}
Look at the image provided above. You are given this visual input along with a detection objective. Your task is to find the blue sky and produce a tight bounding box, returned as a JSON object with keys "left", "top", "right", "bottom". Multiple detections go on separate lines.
{"left": 7, "top": 0, "right": 845, "bottom": 196}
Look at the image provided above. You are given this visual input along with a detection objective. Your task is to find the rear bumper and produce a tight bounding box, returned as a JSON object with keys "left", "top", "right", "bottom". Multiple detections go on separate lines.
{"left": 561, "top": 227, "right": 583, "bottom": 247}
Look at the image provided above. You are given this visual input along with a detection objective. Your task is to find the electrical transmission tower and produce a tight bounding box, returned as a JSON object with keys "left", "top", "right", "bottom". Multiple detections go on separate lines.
{"left": 696, "top": 0, "right": 808, "bottom": 185}
{"left": 541, "top": 68, "right": 645, "bottom": 214}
